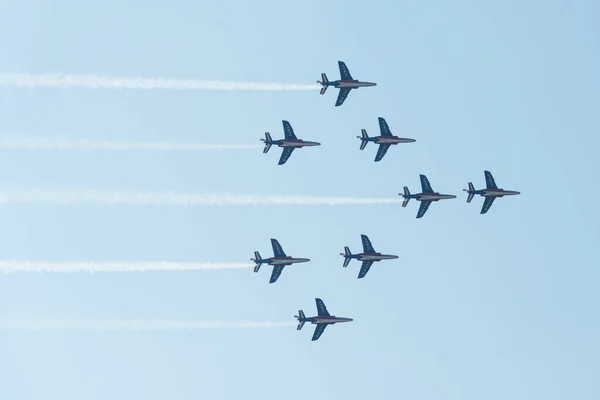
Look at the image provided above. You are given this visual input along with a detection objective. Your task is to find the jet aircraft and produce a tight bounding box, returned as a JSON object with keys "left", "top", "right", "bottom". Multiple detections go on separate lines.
{"left": 401, "top": 174, "right": 457, "bottom": 218}
{"left": 295, "top": 298, "right": 353, "bottom": 341}
{"left": 261, "top": 120, "right": 320, "bottom": 165}
{"left": 463, "top": 170, "right": 520, "bottom": 214}
{"left": 318, "top": 61, "right": 377, "bottom": 107}
{"left": 341, "top": 234, "right": 399, "bottom": 279}
{"left": 358, "top": 117, "right": 415, "bottom": 162}
{"left": 251, "top": 238, "right": 310, "bottom": 283}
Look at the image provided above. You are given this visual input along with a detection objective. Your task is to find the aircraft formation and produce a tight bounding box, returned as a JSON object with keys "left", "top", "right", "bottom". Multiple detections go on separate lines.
{"left": 256, "top": 61, "right": 520, "bottom": 341}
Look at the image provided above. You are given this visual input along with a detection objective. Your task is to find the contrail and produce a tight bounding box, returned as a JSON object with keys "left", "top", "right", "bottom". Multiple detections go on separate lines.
{"left": 0, "top": 320, "right": 296, "bottom": 331}
{"left": 0, "top": 190, "right": 402, "bottom": 206}
{"left": 0, "top": 73, "right": 320, "bottom": 91}
{"left": 0, "top": 138, "right": 261, "bottom": 151}
{"left": 0, "top": 261, "right": 251, "bottom": 273}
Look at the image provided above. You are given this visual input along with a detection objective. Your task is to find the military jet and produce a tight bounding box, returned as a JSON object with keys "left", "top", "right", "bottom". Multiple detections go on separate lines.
{"left": 261, "top": 120, "right": 320, "bottom": 165}
{"left": 251, "top": 238, "right": 310, "bottom": 283}
{"left": 318, "top": 61, "right": 377, "bottom": 107}
{"left": 463, "top": 170, "right": 520, "bottom": 214}
{"left": 401, "top": 174, "right": 457, "bottom": 218}
{"left": 358, "top": 117, "right": 416, "bottom": 162}
{"left": 295, "top": 298, "right": 353, "bottom": 341}
{"left": 341, "top": 234, "right": 399, "bottom": 279}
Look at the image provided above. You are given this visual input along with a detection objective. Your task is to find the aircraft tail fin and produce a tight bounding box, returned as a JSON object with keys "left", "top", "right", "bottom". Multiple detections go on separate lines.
{"left": 262, "top": 132, "right": 272, "bottom": 153}
{"left": 465, "top": 182, "right": 475, "bottom": 203}
{"left": 318, "top": 73, "right": 329, "bottom": 95}
{"left": 341, "top": 246, "right": 352, "bottom": 267}
{"left": 358, "top": 129, "right": 369, "bottom": 150}
{"left": 295, "top": 310, "right": 306, "bottom": 330}
{"left": 402, "top": 186, "right": 411, "bottom": 207}
{"left": 252, "top": 251, "right": 262, "bottom": 272}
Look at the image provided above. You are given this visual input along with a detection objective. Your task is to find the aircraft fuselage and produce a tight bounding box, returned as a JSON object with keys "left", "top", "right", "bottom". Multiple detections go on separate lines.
{"left": 273, "top": 139, "right": 321, "bottom": 148}
{"left": 373, "top": 136, "right": 416, "bottom": 145}
{"left": 332, "top": 80, "right": 377, "bottom": 89}
{"left": 480, "top": 189, "right": 520, "bottom": 198}
{"left": 356, "top": 253, "right": 399, "bottom": 262}
{"left": 267, "top": 257, "right": 310, "bottom": 266}
{"left": 300, "top": 316, "right": 354, "bottom": 325}
{"left": 414, "top": 192, "right": 457, "bottom": 202}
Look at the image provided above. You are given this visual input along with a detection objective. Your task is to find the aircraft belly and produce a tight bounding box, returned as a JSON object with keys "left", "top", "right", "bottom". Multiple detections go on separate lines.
{"left": 270, "top": 260, "right": 291, "bottom": 265}
{"left": 377, "top": 138, "right": 400, "bottom": 144}
{"left": 360, "top": 255, "right": 383, "bottom": 261}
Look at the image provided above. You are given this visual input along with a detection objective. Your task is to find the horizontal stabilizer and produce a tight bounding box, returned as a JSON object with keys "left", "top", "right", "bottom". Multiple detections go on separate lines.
{"left": 262, "top": 132, "right": 273, "bottom": 153}
{"left": 465, "top": 183, "right": 475, "bottom": 203}
{"left": 342, "top": 246, "right": 352, "bottom": 267}
{"left": 296, "top": 310, "right": 306, "bottom": 330}
{"left": 359, "top": 129, "right": 369, "bottom": 150}
{"left": 252, "top": 251, "right": 262, "bottom": 272}
{"left": 320, "top": 86, "right": 328, "bottom": 95}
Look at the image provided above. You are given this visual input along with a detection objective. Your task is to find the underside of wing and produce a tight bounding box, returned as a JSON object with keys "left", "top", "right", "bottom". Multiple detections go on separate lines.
{"left": 358, "top": 261, "right": 374, "bottom": 279}
{"left": 480, "top": 196, "right": 496, "bottom": 214}
{"left": 282, "top": 120, "right": 297, "bottom": 140}
{"left": 419, "top": 174, "right": 434, "bottom": 193}
{"left": 360, "top": 234, "right": 376, "bottom": 253}
{"left": 335, "top": 88, "right": 352, "bottom": 107}
{"left": 374, "top": 144, "right": 391, "bottom": 162}
{"left": 315, "top": 298, "right": 330, "bottom": 316}
{"left": 311, "top": 324, "right": 327, "bottom": 341}
{"left": 484, "top": 170, "right": 498, "bottom": 189}
{"left": 416, "top": 201, "right": 432, "bottom": 219}
{"left": 378, "top": 117, "right": 393, "bottom": 136}
{"left": 338, "top": 61, "right": 353, "bottom": 80}
{"left": 269, "top": 265, "right": 285, "bottom": 283}
{"left": 278, "top": 147, "right": 294, "bottom": 165}
{"left": 270, "top": 239, "right": 287, "bottom": 257}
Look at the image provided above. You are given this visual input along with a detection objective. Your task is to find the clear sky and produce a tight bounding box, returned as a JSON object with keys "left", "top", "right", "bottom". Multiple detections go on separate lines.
{"left": 0, "top": 1, "right": 599, "bottom": 399}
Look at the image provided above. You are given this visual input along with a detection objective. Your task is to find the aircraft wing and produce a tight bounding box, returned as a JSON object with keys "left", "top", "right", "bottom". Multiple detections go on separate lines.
{"left": 484, "top": 170, "right": 498, "bottom": 189}
{"left": 278, "top": 147, "right": 295, "bottom": 165}
{"left": 269, "top": 265, "right": 285, "bottom": 283}
{"left": 282, "top": 120, "right": 297, "bottom": 140}
{"left": 360, "top": 234, "right": 376, "bottom": 253}
{"left": 335, "top": 88, "right": 352, "bottom": 107}
{"left": 480, "top": 197, "right": 496, "bottom": 214}
{"left": 416, "top": 201, "right": 432, "bottom": 219}
{"left": 270, "top": 239, "right": 287, "bottom": 257}
{"left": 311, "top": 324, "right": 327, "bottom": 341}
{"left": 378, "top": 117, "right": 393, "bottom": 136}
{"left": 374, "top": 144, "right": 391, "bottom": 162}
{"left": 338, "top": 61, "right": 353, "bottom": 80}
{"left": 419, "top": 174, "right": 434, "bottom": 193}
{"left": 315, "top": 298, "right": 330, "bottom": 316}
{"left": 358, "top": 261, "right": 374, "bottom": 279}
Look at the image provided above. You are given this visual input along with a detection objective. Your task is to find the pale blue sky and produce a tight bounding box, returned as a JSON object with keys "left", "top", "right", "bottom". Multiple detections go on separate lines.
{"left": 0, "top": 1, "right": 599, "bottom": 399}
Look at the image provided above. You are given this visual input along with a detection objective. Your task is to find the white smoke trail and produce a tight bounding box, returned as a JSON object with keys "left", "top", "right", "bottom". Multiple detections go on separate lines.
{"left": 0, "top": 190, "right": 402, "bottom": 206}
{"left": 0, "top": 73, "right": 320, "bottom": 91}
{"left": 0, "top": 320, "right": 295, "bottom": 331}
{"left": 0, "top": 138, "right": 260, "bottom": 151}
{"left": 0, "top": 261, "right": 251, "bottom": 273}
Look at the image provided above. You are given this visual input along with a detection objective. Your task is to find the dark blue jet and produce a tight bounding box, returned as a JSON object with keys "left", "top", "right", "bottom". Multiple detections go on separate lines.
{"left": 318, "top": 61, "right": 377, "bottom": 107}
{"left": 261, "top": 120, "right": 320, "bottom": 165}
{"left": 400, "top": 174, "right": 457, "bottom": 218}
{"left": 464, "top": 170, "right": 520, "bottom": 214}
{"left": 295, "top": 298, "right": 353, "bottom": 341}
{"left": 341, "top": 234, "right": 399, "bottom": 279}
{"left": 358, "top": 117, "right": 416, "bottom": 162}
{"left": 251, "top": 239, "right": 310, "bottom": 283}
